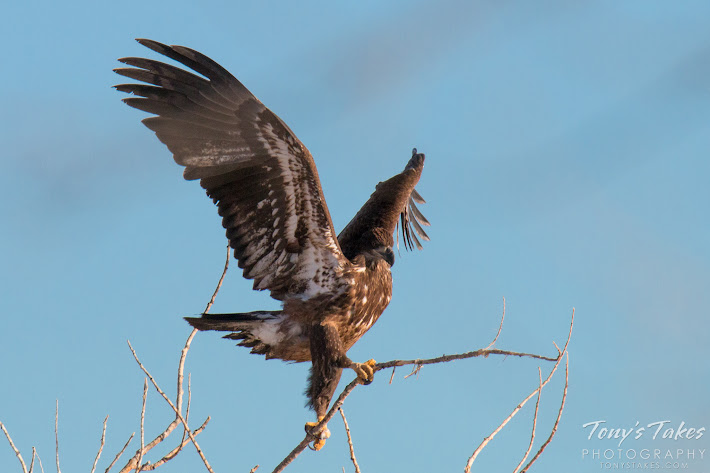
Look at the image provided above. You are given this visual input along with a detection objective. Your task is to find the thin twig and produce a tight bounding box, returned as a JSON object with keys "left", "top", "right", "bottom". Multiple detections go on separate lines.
{"left": 29, "top": 447, "right": 36, "bottom": 473}
{"left": 55, "top": 400, "right": 61, "bottom": 473}
{"left": 137, "top": 379, "right": 148, "bottom": 472}
{"left": 249, "top": 466, "right": 260, "bottom": 473}
{"left": 118, "top": 328, "right": 201, "bottom": 472}
{"left": 464, "top": 309, "right": 574, "bottom": 472}
{"left": 391, "top": 297, "right": 505, "bottom": 383}
{"left": 106, "top": 433, "right": 134, "bottom": 473}
{"left": 187, "top": 373, "right": 192, "bottom": 420}
{"left": 0, "top": 420, "right": 28, "bottom": 473}
{"left": 127, "top": 341, "right": 215, "bottom": 473}
{"left": 403, "top": 363, "right": 422, "bottom": 380}
{"left": 141, "top": 418, "right": 210, "bottom": 470}
{"left": 485, "top": 297, "right": 506, "bottom": 350}
{"left": 35, "top": 449, "right": 45, "bottom": 473}
{"left": 271, "top": 378, "right": 361, "bottom": 473}
{"left": 378, "top": 348, "right": 557, "bottom": 372}
{"left": 135, "top": 230, "right": 230, "bottom": 471}
{"left": 115, "top": 250, "right": 229, "bottom": 473}
{"left": 520, "top": 353, "right": 569, "bottom": 473}
{"left": 117, "top": 426, "right": 174, "bottom": 473}
{"left": 464, "top": 358, "right": 560, "bottom": 471}
{"left": 177, "top": 328, "right": 200, "bottom": 415}
{"left": 180, "top": 373, "right": 192, "bottom": 448}
{"left": 381, "top": 307, "right": 574, "bottom": 373}
{"left": 339, "top": 408, "right": 361, "bottom": 473}
{"left": 90, "top": 416, "right": 109, "bottom": 473}
{"left": 513, "top": 369, "right": 542, "bottom": 473}
{"left": 204, "top": 244, "right": 231, "bottom": 314}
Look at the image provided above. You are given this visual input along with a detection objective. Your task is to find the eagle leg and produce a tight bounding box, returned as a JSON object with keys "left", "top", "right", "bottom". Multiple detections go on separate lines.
{"left": 305, "top": 322, "right": 346, "bottom": 450}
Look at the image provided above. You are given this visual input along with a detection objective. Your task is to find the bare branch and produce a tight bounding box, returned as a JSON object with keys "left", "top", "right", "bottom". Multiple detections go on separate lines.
{"left": 463, "top": 309, "right": 574, "bottom": 473}
{"left": 35, "top": 449, "right": 44, "bottom": 473}
{"left": 485, "top": 296, "right": 506, "bottom": 350}
{"left": 118, "top": 330, "right": 200, "bottom": 472}
{"left": 381, "top": 307, "right": 574, "bottom": 375}
{"left": 179, "top": 373, "right": 192, "bottom": 449}
{"left": 271, "top": 378, "right": 361, "bottom": 473}
{"left": 137, "top": 379, "right": 148, "bottom": 473}
{"left": 115, "top": 247, "right": 229, "bottom": 473}
{"left": 118, "top": 426, "right": 173, "bottom": 473}
{"left": 55, "top": 400, "right": 61, "bottom": 473}
{"left": 378, "top": 348, "right": 557, "bottom": 372}
{"left": 126, "top": 341, "right": 214, "bottom": 473}
{"left": 90, "top": 416, "right": 108, "bottom": 473}
{"left": 269, "top": 309, "right": 575, "bottom": 473}
{"left": 339, "top": 408, "right": 361, "bottom": 473}
{"left": 520, "top": 353, "right": 569, "bottom": 473}
{"left": 188, "top": 373, "right": 192, "bottom": 418}
{"left": 204, "top": 244, "right": 231, "bottom": 314}
{"left": 513, "top": 369, "right": 542, "bottom": 473}
{"left": 0, "top": 420, "right": 28, "bottom": 473}
{"left": 464, "top": 360, "right": 560, "bottom": 472}
{"left": 141, "top": 417, "right": 210, "bottom": 470}
{"left": 29, "top": 447, "right": 36, "bottom": 473}
{"left": 249, "top": 466, "right": 260, "bottom": 473}
{"left": 106, "top": 433, "right": 133, "bottom": 473}
{"left": 403, "top": 363, "right": 422, "bottom": 380}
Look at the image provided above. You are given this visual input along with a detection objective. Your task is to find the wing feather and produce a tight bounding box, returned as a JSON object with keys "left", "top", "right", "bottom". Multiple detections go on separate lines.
{"left": 338, "top": 149, "right": 429, "bottom": 258}
{"left": 116, "top": 39, "right": 349, "bottom": 300}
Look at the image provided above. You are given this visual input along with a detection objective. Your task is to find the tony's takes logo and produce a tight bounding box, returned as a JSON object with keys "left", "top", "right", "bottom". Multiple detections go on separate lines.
{"left": 583, "top": 420, "right": 705, "bottom": 447}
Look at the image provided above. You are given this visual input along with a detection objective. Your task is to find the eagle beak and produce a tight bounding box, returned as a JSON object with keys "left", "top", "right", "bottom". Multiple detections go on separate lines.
{"left": 380, "top": 246, "right": 395, "bottom": 267}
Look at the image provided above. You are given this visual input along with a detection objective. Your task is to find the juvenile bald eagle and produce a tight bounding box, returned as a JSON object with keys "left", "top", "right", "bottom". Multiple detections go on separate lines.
{"left": 115, "top": 39, "right": 429, "bottom": 450}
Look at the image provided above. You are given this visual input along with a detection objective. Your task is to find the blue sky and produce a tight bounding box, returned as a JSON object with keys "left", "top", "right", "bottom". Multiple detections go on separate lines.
{"left": 2, "top": 1, "right": 709, "bottom": 472}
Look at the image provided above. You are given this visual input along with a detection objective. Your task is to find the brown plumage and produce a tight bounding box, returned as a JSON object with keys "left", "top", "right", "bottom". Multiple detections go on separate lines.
{"left": 115, "top": 39, "right": 430, "bottom": 449}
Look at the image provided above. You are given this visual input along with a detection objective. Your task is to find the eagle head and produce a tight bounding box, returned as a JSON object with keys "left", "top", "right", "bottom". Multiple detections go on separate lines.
{"left": 363, "top": 245, "right": 395, "bottom": 268}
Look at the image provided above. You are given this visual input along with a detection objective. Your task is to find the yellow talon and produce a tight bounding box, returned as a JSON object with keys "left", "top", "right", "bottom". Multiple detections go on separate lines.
{"left": 310, "top": 438, "right": 327, "bottom": 451}
{"left": 350, "top": 358, "right": 377, "bottom": 384}
{"left": 305, "top": 416, "right": 330, "bottom": 451}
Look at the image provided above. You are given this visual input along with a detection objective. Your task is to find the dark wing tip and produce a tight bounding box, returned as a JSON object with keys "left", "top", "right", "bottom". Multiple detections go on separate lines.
{"left": 398, "top": 148, "right": 429, "bottom": 251}
{"left": 411, "top": 188, "right": 426, "bottom": 204}
{"left": 135, "top": 38, "right": 166, "bottom": 51}
{"left": 405, "top": 147, "right": 425, "bottom": 172}
{"left": 399, "top": 193, "right": 431, "bottom": 251}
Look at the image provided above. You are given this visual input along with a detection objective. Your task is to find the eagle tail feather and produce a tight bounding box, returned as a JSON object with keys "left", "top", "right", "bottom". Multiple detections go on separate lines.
{"left": 184, "top": 311, "right": 283, "bottom": 357}
{"left": 184, "top": 311, "right": 280, "bottom": 331}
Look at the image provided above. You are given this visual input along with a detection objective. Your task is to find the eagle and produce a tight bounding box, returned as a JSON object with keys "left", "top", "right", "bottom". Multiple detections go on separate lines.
{"left": 114, "top": 39, "right": 430, "bottom": 450}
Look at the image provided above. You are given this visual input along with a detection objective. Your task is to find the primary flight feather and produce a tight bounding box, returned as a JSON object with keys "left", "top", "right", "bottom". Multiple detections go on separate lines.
{"left": 115, "top": 39, "right": 430, "bottom": 450}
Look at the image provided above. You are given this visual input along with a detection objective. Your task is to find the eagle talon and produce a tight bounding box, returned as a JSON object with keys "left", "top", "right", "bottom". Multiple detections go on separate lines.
{"left": 308, "top": 438, "right": 327, "bottom": 451}
{"left": 350, "top": 358, "right": 377, "bottom": 384}
{"left": 305, "top": 417, "right": 330, "bottom": 451}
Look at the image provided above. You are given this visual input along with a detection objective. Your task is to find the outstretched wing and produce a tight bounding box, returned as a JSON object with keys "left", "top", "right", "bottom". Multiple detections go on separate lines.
{"left": 338, "top": 149, "right": 430, "bottom": 260}
{"left": 115, "top": 39, "right": 349, "bottom": 300}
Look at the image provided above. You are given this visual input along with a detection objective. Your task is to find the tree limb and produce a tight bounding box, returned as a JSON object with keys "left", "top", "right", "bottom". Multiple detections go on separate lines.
{"left": 339, "top": 408, "right": 361, "bottom": 473}
{"left": 54, "top": 400, "right": 61, "bottom": 473}
{"left": 0, "top": 420, "right": 28, "bottom": 473}
{"left": 90, "top": 416, "right": 108, "bottom": 473}
{"left": 520, "top": 353, "right": 569, "bottom": 473}
{"left": 269, "top": 308, "right": 574, "bottom": 472}
{"left": 106, "top": 433, "right": 133, "bottom": 473}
